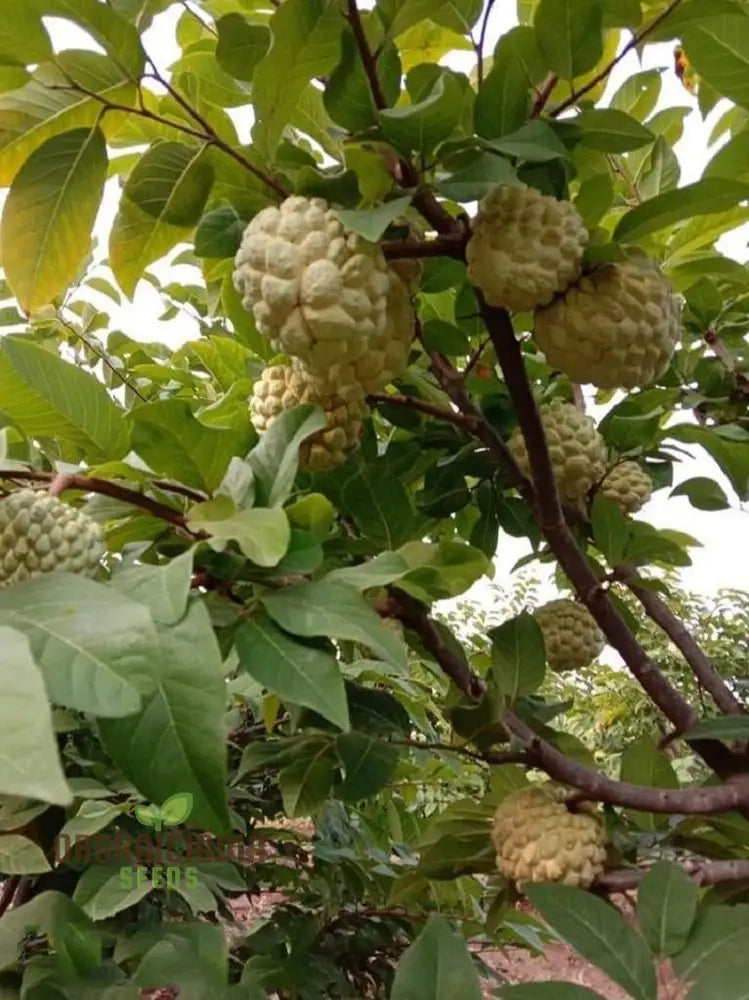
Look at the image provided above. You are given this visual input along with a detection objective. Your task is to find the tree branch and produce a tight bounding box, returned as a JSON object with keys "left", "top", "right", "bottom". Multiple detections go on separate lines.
{"left": 505, "top": 709, "right": 749, "bottom": 814}
{"left": 618, "top": 565, "right": 746, "bottom": 718}
{"left": 551, "top": 0, "right": 685, "bottom": 117}
{"left": 531, "top": 73, "right": 559, "bottom": 117}
{"left": 475, "top": 0, "right": 498, "bottom": 88}
{"left": 367, "top": 392, "right": 480, "bottom": 432}
{"left": 0, "top": 470, "right": 205, "bottom": 538}
{"left": 381, "top": 588, "right": 485, "bottom": 700}
{"left": 381, "top": 236, "right": 466, "bottom": 260}
{"left": 595, "top": 858, "right": 749, "bottom": 892}
{"left": 477, "top": 296, "right": 743, "bottom": 781}
{"left": 393, "top": 738, "right": 527, "bottom": 768}
{"left": 0, "top": 877, "right": 20, "bottom": 919}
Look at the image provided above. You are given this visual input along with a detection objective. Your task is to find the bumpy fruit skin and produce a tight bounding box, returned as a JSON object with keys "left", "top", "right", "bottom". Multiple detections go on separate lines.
{"left": 508, "top": 400, "right": 606, "bottom": 501}
{"left": 306, "top": 270, "right": 416, "bottom": 398}
{"left": 492, "top": 784, "right": 607, "bottom": 889}
{"left": 466, "top": 186, "right": 588, "bottom": 312}
{"left": 233, "top": 196, "right": 390, "bottom": 371}
{"left": 534, "top": 261, "right": 681, "bottom": 389}
{"left": 599, "top": 461, "right": 653, "bottom": 514}
{"left": 0, "top": 490, "right": 104, "bottom": 587}
{"left": 534, "top": 598, "right": 605, "bottom": 671}
{"left": 250, "top": 364, "right": 367, "bottom": 472}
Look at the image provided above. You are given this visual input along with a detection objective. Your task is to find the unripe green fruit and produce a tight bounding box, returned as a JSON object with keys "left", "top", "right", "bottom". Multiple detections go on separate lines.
{"left": 599, "top": 461, "right": 653, "bottom": 514}
{"left": 534, "top": 598, "right": 605, "bottom": 671}
{"left": 250, "top": 364, "right": 367, "bottom": 472}
{"left": 534, "top": 261, "right": 680, "bottom": 389}
{"left": 492, "top": 784, "right": 607, "bottom": 889}
{"left": 233, "top": 196, "right": 390, "bottom": 372}
{"left": 507, "top": 400, "right": 606, "bottom": 501}
{"left": 0, "top": 490, "right": 104, "bottom": 587}
{"left": 467, "top": 185, "right": 588, "bottom": 312}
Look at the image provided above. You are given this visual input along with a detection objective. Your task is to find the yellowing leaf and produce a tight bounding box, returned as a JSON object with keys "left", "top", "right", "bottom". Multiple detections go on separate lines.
{"left": 1, "top": 127, "right": 107, "bottom": 313}
{"left": 395, "top": 21, "right": 473, "bottom": 72}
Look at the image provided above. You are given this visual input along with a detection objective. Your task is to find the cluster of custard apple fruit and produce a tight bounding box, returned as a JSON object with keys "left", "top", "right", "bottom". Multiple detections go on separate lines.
{"left": 233, "top": 196, "right": 417, "bottom": 472}
{"left": 491, "top": 783, "right": 608, "bottom": 889}
{"left": 0, "top": 489, "right": 104, "bottom": 589}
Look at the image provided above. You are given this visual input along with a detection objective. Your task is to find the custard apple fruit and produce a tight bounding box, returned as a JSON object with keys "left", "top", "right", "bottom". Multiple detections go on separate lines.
{"left": 466, "top": 185, "right": 588, "bottom": 312}
{"left": 233, "top": 196, "right": 390, "bottom": 371}
{"left": 0, "top": 489, "right": 104, "bottom": 587}
{"left": 534, "top": 598, "right": 605, "bottom": 671}
{"left": 534, "top": 261, "right": 680, "bottom": 389}
{"left": 492, "top": 784, "right": 607, "bottom": 888}
{"left": 305, "top": 269, "right": 415, "bottom": 398}
{"left": 507, "top": 400, "right": 606, "bottom": 501}
{"left": 599, "top": 461, "right": 652, "bottom": 514}
{"left": 250, "top": 364, "right": 367, "bottom": 472}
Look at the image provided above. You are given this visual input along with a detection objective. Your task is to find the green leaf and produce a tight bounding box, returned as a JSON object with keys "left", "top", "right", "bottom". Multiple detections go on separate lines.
{"left": 336, "top": 733, "right": 398, "bottom": 801}
{"left": 111, "top": 549, "right": 193, "bottom": 627}
{"left": 248, "top": 405, "right": 327, "bottom": 507}
{"left": 575, "top": 108, "right": 655, "bottom": 152}
{"left": 252, "top": 0, "right": 343, "bottom": 157}
{"left": 0, "top": 892, "right": 99, "bottom": 974}
{"left": 381, "top": 0, "right": 483, "bottom": 35}
{"left": 490, "top": 612, "right": 546, "bottom": 700}
{"left": 615, "top": 178, "right": 749, "bottom": 243}
{"left": 391, "top": 914, "right": 483, "bottom": 1000}
{"left": 73, "top": 863, "right": 153, "bottom": 920}
{"left": 194, "top": 206, "right": 246, "bottom": 259}
{"left": 0, "top": 626, "right": 70, "bottom": 806}
{"left": 485, "top": 119, "right": 570, "bottom": 162}
{"left": 337, "top": 196, "right": 413, "bottom": 242}
{"left": 188, "top": 496, "right": 290, "bottom": 568}
{"left": 1, "top": 127, "right": 107, "bottom": 313}
{"left": 534, "top": 0, "right": 603, "bottom": 79}
{"left": 235, "top": 615, "right": 350, "bottom": 732}
{"left": 380, "top": 70, "right": 466, "bottom": 155}
{"left": 474, "top": 26, "right": 546, "bottom": 139}
{"left": 525, "top": 885, "right": 657, "bottom": 1000}
{"left": 665, "top": 423, "right": 749, "bottom": 501}
{"left": 682, "top": 15, "right": 749, "bottom": 111}
{"left": 278, "top": 744, "right": 335, "bottom": 817}
{"left": 39, "top": 0, "right": 145, "bottom": 78}
{"left": 342, "top": 468, "right": 417, "bottom": 549}
{"left": 159, "top": 791, "right": 194, "bottom": 826}
{"left": 500, "top": 987, "right": 607, "bottom": 999}
{"left": 0, "top": 336, "right": 129, "bottom": 461}
{"left": 324, "top": 551, "right": 410, "bottom": 589}
{"left": 262, "top": 581, "right": 407, "bottom": 671}
{"left": 98, "top": 603, "right": 231, "bottom": 833}
{"left": 683, "top": 716, "right": 749, "bottom": 741}
{"left": 637, "top": 861, "right": 698, "bottom": 957}
{"left": 670, "top": 476, "right": 730, "bottom": 511}
{"left": 59, "top": 800, "right": 122, "bottom": 841}
{"left": 0, "top": 8, "right": 52, "bottom": 66}
{"left": 0, "top": 574, "right": 156, "bottom": 719}
{"left": 396, "top": 540, "right": 490, "bottom": 602}
{"left": 324, "top": 26, "right": 401, "bottom": 132}
{"left": 705, "top": 123, "right": 749, "bottom": 182}
{"left": 134, "top": 803, "right": 158, "bottom": 828}
{"left": 124, "top": 141, "right": 214, "bottom": 227}
{"left": 620, "top": 735, "right": 679, "bottom": 831}
{"left": 132, "top": 399, "right": 251, "bottom": 493}
{"left": 436, "top": 152, "right": 519, "bottom": 202}
{"left": 611, "top": 68, "right": 662, "bottom": 120}
{"left": 215, "top": 14, "right": 269, "bottom": 82}
{"left": 591, "top": 493, "right": 631, "bottom": 565}
{"left": 109, "top": 194, "right": 191, "bottom": 300}
{"left": 672, "top": 906, "right": 749, "bottom": 997}
{"left": 0, "top": 834, "right": 51, "bottom": 875}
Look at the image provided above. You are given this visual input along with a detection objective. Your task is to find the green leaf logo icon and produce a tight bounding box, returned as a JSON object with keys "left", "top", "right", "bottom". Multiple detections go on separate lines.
{"left": 134, "top": 803, "right": 159, "bottom": 829}
{"left": 158, "top": 792, "right": 194, "bottom": 827}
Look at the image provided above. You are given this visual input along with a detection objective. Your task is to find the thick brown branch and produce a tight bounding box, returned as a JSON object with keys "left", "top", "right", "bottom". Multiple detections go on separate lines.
{"left": 478, "top": 298, "right": 742, "bottom": 780}
{"left": 619, "top": 565, "right": 746, "bottom": 718}
{"left": 551, "top": 0, "right": 685, "bottom": 117}
{"left": 382, "top": 589, "right": 485, "bottom": 700}
{"left": 595, "top": 858, "right": 749, "bottom": 892}
{"left": 505, "top": 710, "right": 749, "bottom": 814}
{"left": 0, "top": 469, "right": 205, "bottom": 537}
{"left": 381, "top": 236, "right": 466, "bottom": 260}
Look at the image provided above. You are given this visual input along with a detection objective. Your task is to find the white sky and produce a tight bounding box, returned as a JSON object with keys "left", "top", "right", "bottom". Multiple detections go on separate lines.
{"left": 7, "top": 5, "right": 749, "bottom": 600}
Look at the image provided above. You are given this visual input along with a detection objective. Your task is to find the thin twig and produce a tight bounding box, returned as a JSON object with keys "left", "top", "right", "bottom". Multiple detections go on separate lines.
{"left": 531, "top": 73, "right": 559, "bottom": 117}
{"left": 367, "top": 392, "right": 478, "bottom": 431}
{"left": 0, "top": 470, "right": 205, "bottom": 537}
{"left": 0, "top": 877, "right": 20, "bottom": 918}
{"left": 618, "top": 565, "right": 746, "bottom": 718}
{"left": 475, "top": 0, "right": 498, "bottom": 88}
{"left": 463, "top": 338, "right": 489, "bottom": 377}
{"left": 392, "top": 738, "right": 527, "bottom": 768}
{"left": 58, "top": 313, "right": 147, "bottom": 403}
{"left": 552, "top": 0, "right": 685, "bottom": 117}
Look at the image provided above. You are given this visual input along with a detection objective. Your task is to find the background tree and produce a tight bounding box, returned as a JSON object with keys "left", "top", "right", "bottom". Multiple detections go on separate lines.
{"left": 0, "top": 0, "right": 747, "bottom": 998}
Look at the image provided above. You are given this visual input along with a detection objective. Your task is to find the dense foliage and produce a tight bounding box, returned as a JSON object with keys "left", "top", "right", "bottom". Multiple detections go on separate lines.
{"left": 0, "top": 0, "right": 748, "bottom": 997}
